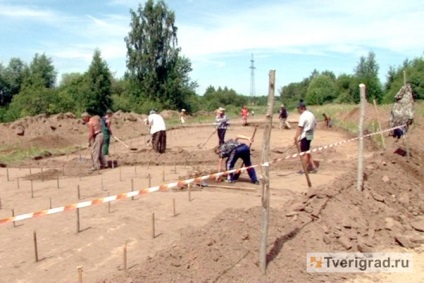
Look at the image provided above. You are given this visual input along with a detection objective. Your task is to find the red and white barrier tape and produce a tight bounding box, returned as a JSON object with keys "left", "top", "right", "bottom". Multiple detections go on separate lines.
{"left": 0, "top": 124, "right": 404, "bottom": 225}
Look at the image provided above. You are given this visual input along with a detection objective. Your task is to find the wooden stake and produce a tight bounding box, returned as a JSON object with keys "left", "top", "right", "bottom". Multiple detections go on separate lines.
{"left": 101, "top": 178, "right": 104, "bottom": 191}
{"left": 134, "top": 166, "right": 137, "bottom": 175}
{"left": 29, "top": 164, "right": 32, "bottom": 175}
{"left": 31, "top": 179, "right": 34, "bottom": 198}
{"left": 77, "top": 185, "right": 81, "bottom": 200}
{"left": 372, "top": 99, "right": 386, "bottom": 149}
{"left": 295, "top": 142, "right": 312, "bottom": 188}
{"left": 188, "top": 183, "right": 192, "bottom": 202}
{"left": 49, "top": 197, "right": 52, "bottom": 209}
{"left": 6, "top": 168, "right": 9, "bottom": 181}
{"left": 151, "top": 212, "right": 156, "bottom": 239}
{"left": 403, "top": 70, "right": 407, "bottom": 85}
{"left": 406, "top": 133, "right": 411, "bottom": 162}
{"left": 76, "top": 208, "right": 80, "bottom": 233}
{"left": 123, "top": 242, "right": 128, "bottom": 272}
{"left": 12, "top": 209, "right": 16, "bottom": 228}
{"left": 148, "top": 173, "right": 151, "bottom": 188}
{"left": 173, "top": 198, "right": 176, "bottom": 217}
{"left": 77, "top": 266, "right": 83, "bottom": 283}
{"left": 259, "top": 69, "right": 275, "bottom": 275}
{"left": 108, "top": 193, "right": 111, "bottom": 213}
{"left": 79, "top": 145, "right": 82, "bottom": 161}
{"left": 131, "top": 179, "right": 134, "bottom": 200}
{"left": 41, "top": 167, "right": 44, "bottom": 182}
{"left": 33, "top": 231, "right": 39, "bottom": 262}
{"left": 357, "top": 83, "right": 366, "bottom": 192}
{"left": 162, "top": 165, "right": 165, "bottom": 182}
{"left": 56, "top": 174, "right": 60, "bottom": 189}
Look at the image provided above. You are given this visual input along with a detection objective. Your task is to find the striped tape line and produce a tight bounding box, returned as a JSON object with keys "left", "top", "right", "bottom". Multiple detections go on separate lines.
{"left": 0, "top": 124, "right": 405, "bottom": 225}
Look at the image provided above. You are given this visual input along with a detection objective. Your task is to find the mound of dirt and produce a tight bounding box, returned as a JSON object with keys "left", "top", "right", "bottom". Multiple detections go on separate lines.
{"left": 104, "top": 143, "right": 424, "bottom": 282}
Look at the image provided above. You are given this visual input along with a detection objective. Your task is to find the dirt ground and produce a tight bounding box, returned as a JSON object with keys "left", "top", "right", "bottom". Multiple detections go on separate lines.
{"left": 0, "top": 109, "right": 423, "bottom": 283}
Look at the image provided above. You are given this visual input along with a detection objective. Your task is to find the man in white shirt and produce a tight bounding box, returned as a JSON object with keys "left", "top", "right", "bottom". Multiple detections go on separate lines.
{"left": 147, "top": 109, "right": 167, "bottom": 153}
{"left": 293, "top": 101, "right": 318, "bottom": 174}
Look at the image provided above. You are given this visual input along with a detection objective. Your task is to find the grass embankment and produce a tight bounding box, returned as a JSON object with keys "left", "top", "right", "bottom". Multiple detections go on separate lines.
{"left": 0, "top": 146, "right": 78, "bottom": 166}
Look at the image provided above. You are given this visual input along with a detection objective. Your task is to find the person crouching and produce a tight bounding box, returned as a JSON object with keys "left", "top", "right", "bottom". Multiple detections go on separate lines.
{"left": 215, "top": 135, "right": 259, "bottom": 184}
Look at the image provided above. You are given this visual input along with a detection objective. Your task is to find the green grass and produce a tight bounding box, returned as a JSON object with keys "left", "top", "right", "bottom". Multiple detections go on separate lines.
{"left": 0, "top": 145, "right": 78, "bottom": 166}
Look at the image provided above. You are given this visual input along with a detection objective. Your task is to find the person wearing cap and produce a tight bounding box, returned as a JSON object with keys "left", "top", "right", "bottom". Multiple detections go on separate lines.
{"left": 179, "top": 109, "right": 186, "bottom": 125}
{"left": 101, "top": 109, "right": 113, "bottom": 156}
{"left": 215, "top": 107, "right": 230, "bottom": 146}
{"left": 293, "top": 101, "right": 318, "bottom": 174}
{"left": 241, "top": 105, "right": 249, "bottom": 126}
{"left": 81, "top": 112, "right": 107, "bottom": 171}
{"left": 147, "top": 109, "right": 167, "bottom": 153}
{"left": 279, "top": 104, "right": 291, "bottom": 129}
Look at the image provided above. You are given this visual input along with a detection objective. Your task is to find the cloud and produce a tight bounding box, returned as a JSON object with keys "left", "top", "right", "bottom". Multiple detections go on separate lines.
{"left": 177, "top": 0, "right": 424, "bottom": 62}
{"left": 0, "top": 3, "right": 63, "bottom": 22}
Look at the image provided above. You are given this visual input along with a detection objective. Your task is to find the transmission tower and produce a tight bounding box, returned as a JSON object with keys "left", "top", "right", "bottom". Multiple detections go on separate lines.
{"left": 249, "top": 54, "right": 256, "bottom": 101}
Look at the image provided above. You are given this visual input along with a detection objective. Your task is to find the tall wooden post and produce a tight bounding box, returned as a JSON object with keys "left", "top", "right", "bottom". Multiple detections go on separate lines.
{"left": 357, "top": 84, "right": 366, "bottom": 191}
{"left": 372, "top": 99, "right": 386, "bottom": 149}
{"left": 259, "top": 70, "right": 275, "bottom": 274}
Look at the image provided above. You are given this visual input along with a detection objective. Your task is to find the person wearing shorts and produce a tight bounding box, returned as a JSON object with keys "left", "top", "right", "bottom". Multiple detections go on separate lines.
{"left": 294, "top": 101, "right": 318, "bottom": 174}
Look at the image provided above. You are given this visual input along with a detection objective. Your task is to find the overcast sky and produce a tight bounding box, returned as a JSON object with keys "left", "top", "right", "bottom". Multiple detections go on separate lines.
{"left": 1, "top": 0, "right": 423, "bottom": 96}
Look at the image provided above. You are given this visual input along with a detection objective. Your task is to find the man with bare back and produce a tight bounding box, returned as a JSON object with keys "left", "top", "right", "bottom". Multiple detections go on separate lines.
{"left": 81, "top": 112, "right": 107, "bottom": 171}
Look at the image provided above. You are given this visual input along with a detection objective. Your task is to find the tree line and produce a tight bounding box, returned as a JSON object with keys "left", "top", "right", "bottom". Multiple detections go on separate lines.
{"left": 1, "top": 0, "right": 423, "bottom": 123}
{"left": 280, "top": 51, "right": 424, "bottom": 108}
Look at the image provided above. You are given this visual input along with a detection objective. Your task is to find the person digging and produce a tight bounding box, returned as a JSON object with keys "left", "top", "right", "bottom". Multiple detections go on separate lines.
{"left": 214, "top": 135, "right": 260, "bottom": 185}
{"left": 81, "top": 112, "right": 108, "bottom": 171}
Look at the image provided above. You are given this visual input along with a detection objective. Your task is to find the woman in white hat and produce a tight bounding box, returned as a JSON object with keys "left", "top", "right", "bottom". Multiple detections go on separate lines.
{"left": 180, "top": 109, "right": 186, "bottom": 125}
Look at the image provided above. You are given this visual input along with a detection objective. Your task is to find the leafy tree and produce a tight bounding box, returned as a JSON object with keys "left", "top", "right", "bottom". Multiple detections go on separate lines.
{"left": 354, "top": 51, "right": 383, "bottom": 103}
{"left": 8, "top": 85, "right": 59, "bottom": 117}
{"left": 56, "top": 72, "right": 88, "bottom": 114}
{"left": 0, "top": 58, "right": 28, "bottom": 106}
{"left": 202, "top": 86, "right": 248, "bottom": 113}
{"left": 334, "top": 73, "right": 358, "bottom": 103}
{"left": 305, "top": 74, "right": 337, "bottom": 105}
{"left": 382, "top": 56, "right": 424, "bottom": 103}
{"left": 125, "top": 0, "right": 196, "bottom": 109}
{"left": 84, "top": 49, "right": 112, "bottom": 116}
{"left": 25, "top": 53, "right": 57, "bottom": 88}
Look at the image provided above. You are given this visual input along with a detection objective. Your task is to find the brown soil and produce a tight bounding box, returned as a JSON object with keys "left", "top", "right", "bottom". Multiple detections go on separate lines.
{"left": 0, "top": 109, "right": 423, "bottom": 283}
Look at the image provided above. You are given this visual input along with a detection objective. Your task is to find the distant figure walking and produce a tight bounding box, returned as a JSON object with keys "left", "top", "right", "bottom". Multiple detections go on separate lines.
{"left": 294, "top": 101, "right": 318, "bottom": 174}
{"left": 241, "top": 105, "right": 249, "bottom": 126}
{"left": 322, "top": 113, "right": 332, "bottom": 128}
{"left": 215, "top": 107, "right": 230, "bottom": 146}
{"left": 279, "top": 104, "right": 291, "bottom": 129}
{"left": 180, "top": 109, "right": 187, "bottom": 125}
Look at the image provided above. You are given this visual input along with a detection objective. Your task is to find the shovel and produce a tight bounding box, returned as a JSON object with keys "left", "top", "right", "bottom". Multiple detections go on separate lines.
{"left": 113, "top": 136, "right": 138, "bottom": 151}
{"left": 79, "top": 146, "right": 90, "bottom": 163}
{"left": 197, "top": 129, "right": 217, "bottom": 149}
